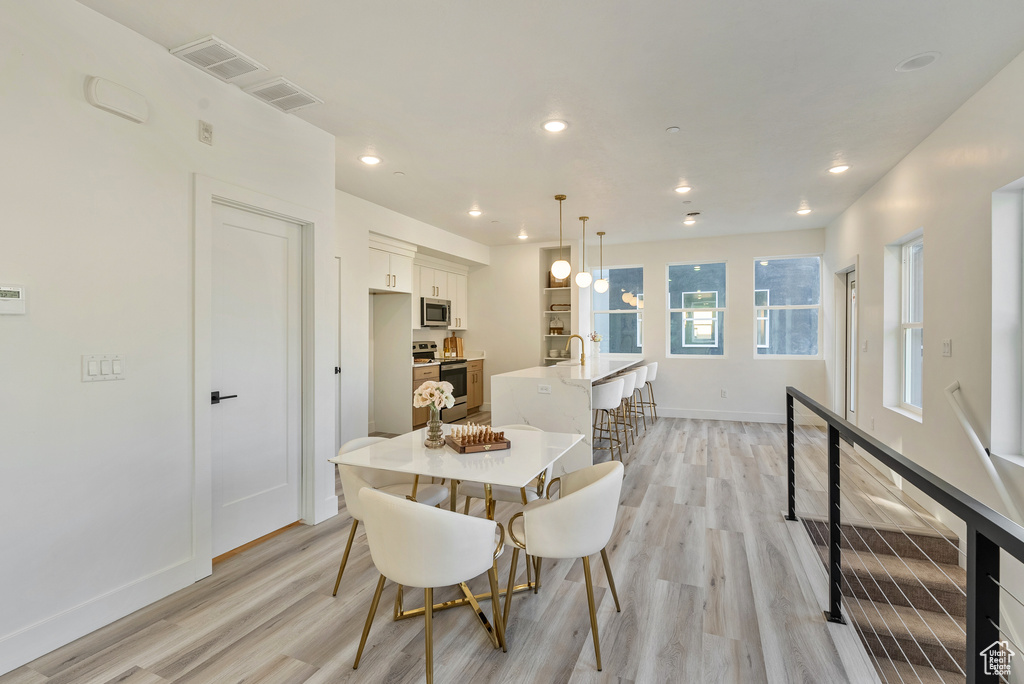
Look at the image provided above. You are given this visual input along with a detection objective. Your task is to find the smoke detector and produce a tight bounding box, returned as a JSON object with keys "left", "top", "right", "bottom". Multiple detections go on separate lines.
{"left": 170, "top": 36, "right": 267, "bottom": 82}
{"left": 244, "top": 78, "right": 323, "bottom": 113}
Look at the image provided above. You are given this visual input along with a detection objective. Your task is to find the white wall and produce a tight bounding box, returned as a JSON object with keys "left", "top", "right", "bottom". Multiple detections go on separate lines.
{"left": 0, "top": 2, "right": 336, "bottom": 674}
{"left": 595, "top": 229, "right": 828, "bottom": 421}
{"left": 824, "top": 49, "right": 1024, "bottom": 523}
{"left": 465, "top": 243, "right": 547, "bottom": 409}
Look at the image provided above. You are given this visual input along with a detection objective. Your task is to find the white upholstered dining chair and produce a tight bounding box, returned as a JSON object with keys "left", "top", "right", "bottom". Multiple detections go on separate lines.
{"left": 504, "top": 460, "right": 624, "bottom": 671}
{"left": 353, "top": 487, "right": 506, "bottom": 684}
{"left": 331, "top": 437, "right": 449, "bottom": 597}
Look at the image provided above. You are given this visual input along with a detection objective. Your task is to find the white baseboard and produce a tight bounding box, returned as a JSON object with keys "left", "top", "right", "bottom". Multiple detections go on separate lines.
{"left": 480, "top": 402, "right": 491, "bottom": 413}
{"left": 367, "top": 421, "right": 376, "bottom": 434}
{"left": 0, "top": 558, "right": 196, "bottom": 676}
{"left": 658, "top": 407, "right": 785, "bottom": 423}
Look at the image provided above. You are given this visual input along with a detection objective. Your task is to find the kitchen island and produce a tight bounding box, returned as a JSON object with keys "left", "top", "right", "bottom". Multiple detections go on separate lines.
{"left": 490, "top": 355, "right": 645, "bottom": 475}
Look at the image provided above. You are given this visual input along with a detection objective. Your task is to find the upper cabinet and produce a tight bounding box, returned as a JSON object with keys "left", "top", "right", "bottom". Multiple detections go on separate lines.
{"left": 369, "top": 248, "right": 412, "bottom": 293}
{"left": 412, "top": 261, "right": 471, "bottom": 330}
{"left": 449, "top": 272, "right": 468, "bottom": 330}
{"left": 418, "top": 266, "right": 448, "bottom": 300}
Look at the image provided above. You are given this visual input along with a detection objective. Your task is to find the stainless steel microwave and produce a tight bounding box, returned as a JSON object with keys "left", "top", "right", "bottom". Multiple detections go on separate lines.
{"left": 421, "top": 297, "right": 451, "bottom": 328}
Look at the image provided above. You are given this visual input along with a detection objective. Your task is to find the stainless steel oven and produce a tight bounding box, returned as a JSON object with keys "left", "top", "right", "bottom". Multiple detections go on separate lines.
{"left": 439, "top": 361, "right": 467, "bottom": 422}
{"left": 421, "top": 297, "right": 451, "bottom": 328}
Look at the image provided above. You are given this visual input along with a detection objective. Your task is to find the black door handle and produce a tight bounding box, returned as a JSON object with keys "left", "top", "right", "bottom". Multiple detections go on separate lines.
{"left": 211, "top": 391, "right": 238, "bottom": 405}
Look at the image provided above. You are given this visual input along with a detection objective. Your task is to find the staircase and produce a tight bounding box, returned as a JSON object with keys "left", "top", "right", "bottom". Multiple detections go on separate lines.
{"left": 802, "top": 516, "right": 967, "bottom": 682}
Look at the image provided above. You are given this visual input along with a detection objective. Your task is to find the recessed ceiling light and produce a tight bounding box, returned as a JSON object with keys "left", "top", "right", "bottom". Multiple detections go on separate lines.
{"left": 797, "top": 207, "right": 812, "bottom": 215}
{"left": 518, "top": 232, "right": 528, "bottom": 240}
{"left": 683, "top": 218, "right": 696, "bottom": 225}
{"left": 829, "top": 165, "right": 850, "bottom": 174}
{"left": 674, "top": 186, "right": 692, "bottom": 194}
{"left": 359, "top": 155, "right": 381, "bottom": 165}
{"left": 393, "top": 171, "right": 405, "bottom": 176}
{"left": 896, "top": 52, "right": 940, "bottom": 72}
{"left": 666, "top": 126, "right": 680, "bottom": 133}
{"left": 468, "top": 210, "right": 482, "bottom": 217}
{"left": 543, "top": 120, "right": 567, "bottom": 133}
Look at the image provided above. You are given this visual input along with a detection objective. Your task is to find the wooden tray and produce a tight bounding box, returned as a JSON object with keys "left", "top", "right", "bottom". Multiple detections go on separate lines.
{"left": 445, "top": 436, "right": 511, "bottom": 453}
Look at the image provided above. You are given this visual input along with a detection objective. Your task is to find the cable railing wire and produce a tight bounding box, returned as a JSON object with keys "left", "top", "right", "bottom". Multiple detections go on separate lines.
{"left": 834, "top": 524, "right": 952, "bottom": 680}
{"left": 987, "top": 573, "right": 1024, "bottom": 612}
{"left": 837, "top": 515, "right": 966, "bottom": 677}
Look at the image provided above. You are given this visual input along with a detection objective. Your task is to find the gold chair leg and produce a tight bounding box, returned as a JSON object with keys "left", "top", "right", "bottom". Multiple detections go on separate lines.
{"left": 463, "top": 495, "right": 472, "bottom": 515}
{"left": 600, "top": 548, "right": 621, "bottom": 612}
{"left": 488, "top": 565, "right": 507, "bottom": 652}
{"left": 332, "top": 520, "right": 359, "bottom": 596}
{"left": 582, "top": 556, "right": 602, "bottom": 671}
{"left": 503, "top": 547, "right": 520, "bottom": 628}
{"left": 425, "top": 587, "right": 433, "bottom": 684}
{"left": 635, "top": 388, "right": 647, "bottom": 431}
{"left": 534, "top": 557, "right": 543, "bottom": 594}
{"left": 393, "top": 584, "right": 404, "bottom": 619}
{"left": 353, "top": 574, "right": 386, "bottom": 669}
{"left": 525, "top": 553, "right": 533, "bottom": 587}
{"left": 648, "top": 381, "right": 657, "bottom": 420}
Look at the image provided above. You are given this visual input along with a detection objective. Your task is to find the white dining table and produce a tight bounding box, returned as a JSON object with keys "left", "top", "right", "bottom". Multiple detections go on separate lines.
{"left": 329, "top": 425, "right": 584, "bottom": 516}
{"left": 328, "top": 424, "right": 584, "bottom": 643}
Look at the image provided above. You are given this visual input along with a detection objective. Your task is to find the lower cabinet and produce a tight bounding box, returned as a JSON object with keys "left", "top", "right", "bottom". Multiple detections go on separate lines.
{"left": 467, "top": 360, "right": 484, "bottom": 413}
{"left": 413, "top": 365, "right": 440, "bottom": 429}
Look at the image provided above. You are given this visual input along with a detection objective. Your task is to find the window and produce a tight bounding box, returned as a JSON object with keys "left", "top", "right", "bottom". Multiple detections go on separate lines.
{"left": 592, "top": 266, "right": 643, "bottom": 354}
{"left": 754, "top": 257, "right": 821, "bottom": 356}
{"left": 901, "top": 238, "right": 923, "bottom": 411}
{"left": 668, "top": 262, "right": 726, "bottom": 356}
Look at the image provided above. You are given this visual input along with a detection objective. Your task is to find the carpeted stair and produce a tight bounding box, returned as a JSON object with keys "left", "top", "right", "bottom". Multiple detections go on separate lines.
{"left": 802, "top": 515, "right": 967, "bottom": 682}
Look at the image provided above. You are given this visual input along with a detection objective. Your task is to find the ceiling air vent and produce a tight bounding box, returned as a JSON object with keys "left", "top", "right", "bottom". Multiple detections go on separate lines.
{"left": 244, "top": 78, "right": 323, "bottom": 113}
{"left": 170, "top": 36, "right": 267, "bottom": 82}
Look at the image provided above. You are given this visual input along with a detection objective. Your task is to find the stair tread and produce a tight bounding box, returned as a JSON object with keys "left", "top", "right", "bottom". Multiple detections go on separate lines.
{"left": 816, "top": 546, "right": 966, "bottom": 593}
{"left": 798, "top": 510, "right": 958, "bottom": 543}
{"left": 845, "top": 597, "right": 966, "bottom": 650}
{"left": 874, "top": 658, "right": 964, "bottom": 683}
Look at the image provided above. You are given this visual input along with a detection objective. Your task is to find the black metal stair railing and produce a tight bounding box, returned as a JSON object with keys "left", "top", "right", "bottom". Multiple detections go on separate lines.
{"left": 786, "top": 386, "right": 1024, "bottom": 684}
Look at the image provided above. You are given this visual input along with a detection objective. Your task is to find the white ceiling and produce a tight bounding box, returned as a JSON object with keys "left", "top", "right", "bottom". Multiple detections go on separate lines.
{"left": 79, "top": 1, "right": 1024, "bottom": 246}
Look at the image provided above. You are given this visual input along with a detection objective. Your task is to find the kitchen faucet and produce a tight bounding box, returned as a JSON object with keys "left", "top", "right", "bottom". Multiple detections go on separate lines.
{"left": 565, "top": 334, "right": 586, "bottom": 366}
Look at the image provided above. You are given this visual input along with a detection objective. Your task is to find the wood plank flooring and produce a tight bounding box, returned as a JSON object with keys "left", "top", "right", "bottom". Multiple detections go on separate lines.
{"left": 2, "top": 418, "right": 877, "bottom": 684}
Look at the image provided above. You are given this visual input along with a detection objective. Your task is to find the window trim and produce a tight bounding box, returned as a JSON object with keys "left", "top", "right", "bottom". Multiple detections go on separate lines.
{"left": 591, "top": 264, "right": 644, "bottom": 356}
{"left": 752, "top": 254, "right": 824, "bottom": 360}
{"left": 755, "top": 289, "right": 770, "bottom": 348}
{"left": 666, "top": 260, "right": 727, "bottom": 359}
{"left": 900, "top": 237, "right": 924, "bottom": 415}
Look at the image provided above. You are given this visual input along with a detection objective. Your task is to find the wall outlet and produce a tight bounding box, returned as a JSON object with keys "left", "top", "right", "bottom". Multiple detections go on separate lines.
{"left": 198, "top": 120, "right": 213, "bottom": 145}
{"left": 538, "top": 384, "right": 552, "bottom": 394}
{"left": 942, "top": 339, "right": 952, "bottom": 357}
{"left": 720, "top": 389, "right": 727, "bottom": 399}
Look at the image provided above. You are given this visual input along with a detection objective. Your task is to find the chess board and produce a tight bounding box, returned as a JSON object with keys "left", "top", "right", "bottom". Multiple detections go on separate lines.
{"left": 445, "top": 424, "right": 511, "bottom": 453}
{"left": 444, "top": 435, "right": 511, "bottom": 453}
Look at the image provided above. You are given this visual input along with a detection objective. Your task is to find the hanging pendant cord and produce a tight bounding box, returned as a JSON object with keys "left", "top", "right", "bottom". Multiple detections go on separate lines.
{"left": 558, "top": 199, "right": 563, "bottom": 262}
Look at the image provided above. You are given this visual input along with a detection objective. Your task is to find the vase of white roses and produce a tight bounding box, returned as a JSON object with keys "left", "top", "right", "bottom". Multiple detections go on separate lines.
{"left": 588, "top": 331, "right": 603, "bottom": 365}
{"left": 414, "top": 380, "right": 456, "bottom": 448}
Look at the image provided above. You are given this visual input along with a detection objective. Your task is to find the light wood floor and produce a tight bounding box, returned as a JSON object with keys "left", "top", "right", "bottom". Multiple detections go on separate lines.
{"left": 2, "top": 417, "right": 878, "bottom": 684}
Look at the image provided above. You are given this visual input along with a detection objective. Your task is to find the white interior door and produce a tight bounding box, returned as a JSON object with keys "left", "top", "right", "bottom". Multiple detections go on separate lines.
{"left": 846, "top": 271, "right": 858, "bottom": 423}
{"left": 212, "top": 202, "right": 302, "bottom": 556}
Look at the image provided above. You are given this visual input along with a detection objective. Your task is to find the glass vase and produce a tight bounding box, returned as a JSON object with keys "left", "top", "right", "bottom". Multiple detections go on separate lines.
{"left": 424, "top": 406, "right": 445, "bottom": 449}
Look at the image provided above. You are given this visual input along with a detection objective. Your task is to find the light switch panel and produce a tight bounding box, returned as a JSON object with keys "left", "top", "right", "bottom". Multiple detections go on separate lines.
{"left": 82, "top": 354, "right": 126, "bottom": 382}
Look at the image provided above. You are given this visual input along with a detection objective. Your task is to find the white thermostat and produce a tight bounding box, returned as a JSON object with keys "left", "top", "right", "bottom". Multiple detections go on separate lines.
{"left": 0, "top": 285, "right": 25, "bottom": 314}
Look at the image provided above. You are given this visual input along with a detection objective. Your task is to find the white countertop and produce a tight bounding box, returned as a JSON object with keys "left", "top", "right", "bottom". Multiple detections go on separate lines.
{"left": 493, "top": 355, "right": 644, "bottom": 383}
{"left": 330, "top": 426, "right": 583, "bottom": 488}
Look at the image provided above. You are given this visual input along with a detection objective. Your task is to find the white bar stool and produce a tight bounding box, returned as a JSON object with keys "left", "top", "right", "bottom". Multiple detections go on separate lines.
{"left": 631, "top": 365, "right": 649, "bottom": 433}
{"left": 639, "top": 362, "right": 658, "bottom": 421}
{"left": 613, "top": 372, "right": 638, "bottom": 453}
{"left": 592, "top": 378, "right": 625, "bottom": 463}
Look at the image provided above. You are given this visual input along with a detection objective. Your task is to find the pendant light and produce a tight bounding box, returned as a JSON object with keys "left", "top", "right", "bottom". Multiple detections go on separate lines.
{"left": 550, "top": 194, "right": 572, "bottom": 280}
{"left": 594, "top": 231, "right": 609, "bottom": 293}
{"left": 575, "top": 216, "right": 593, "bottom": 288}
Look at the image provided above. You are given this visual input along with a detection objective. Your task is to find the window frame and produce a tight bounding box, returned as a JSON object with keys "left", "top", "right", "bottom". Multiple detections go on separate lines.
{"left": 900, "top": 237, "right": 924, "bottom": 414}
{"left": 591, "top": 264, "right": 644, "bottom": 356}
{"left": 755, "top": 289, "right": 770, "bottom": 349}
{"left": 752, "top": 255, "right": 823, "bottom": 360}
{"left": 666, "top": 260, "right": 727, "bottom": 358}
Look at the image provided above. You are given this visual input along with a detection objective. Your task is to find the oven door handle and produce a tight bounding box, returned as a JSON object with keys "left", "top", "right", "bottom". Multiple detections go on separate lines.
{"left": 441, "top": 363, "right": 468, "bottom": 371}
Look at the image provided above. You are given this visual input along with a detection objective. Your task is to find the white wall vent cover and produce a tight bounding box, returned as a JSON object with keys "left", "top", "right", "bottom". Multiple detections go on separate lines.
{"left": 170, "top": 36, "right": 267, "bottom": 82}
{"left": 244, "top": 78, "right": 324, "bottom": 113}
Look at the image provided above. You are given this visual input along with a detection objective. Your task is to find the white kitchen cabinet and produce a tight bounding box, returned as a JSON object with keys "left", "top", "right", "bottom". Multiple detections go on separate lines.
{"left": 419, "top": 266, "right": 448, "bottom": 300}
{"left": 448, "top": 272, "right": 469, "bottom": 330}
{"left": 369, "top": 248, "right": 412, "bottom": 293}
